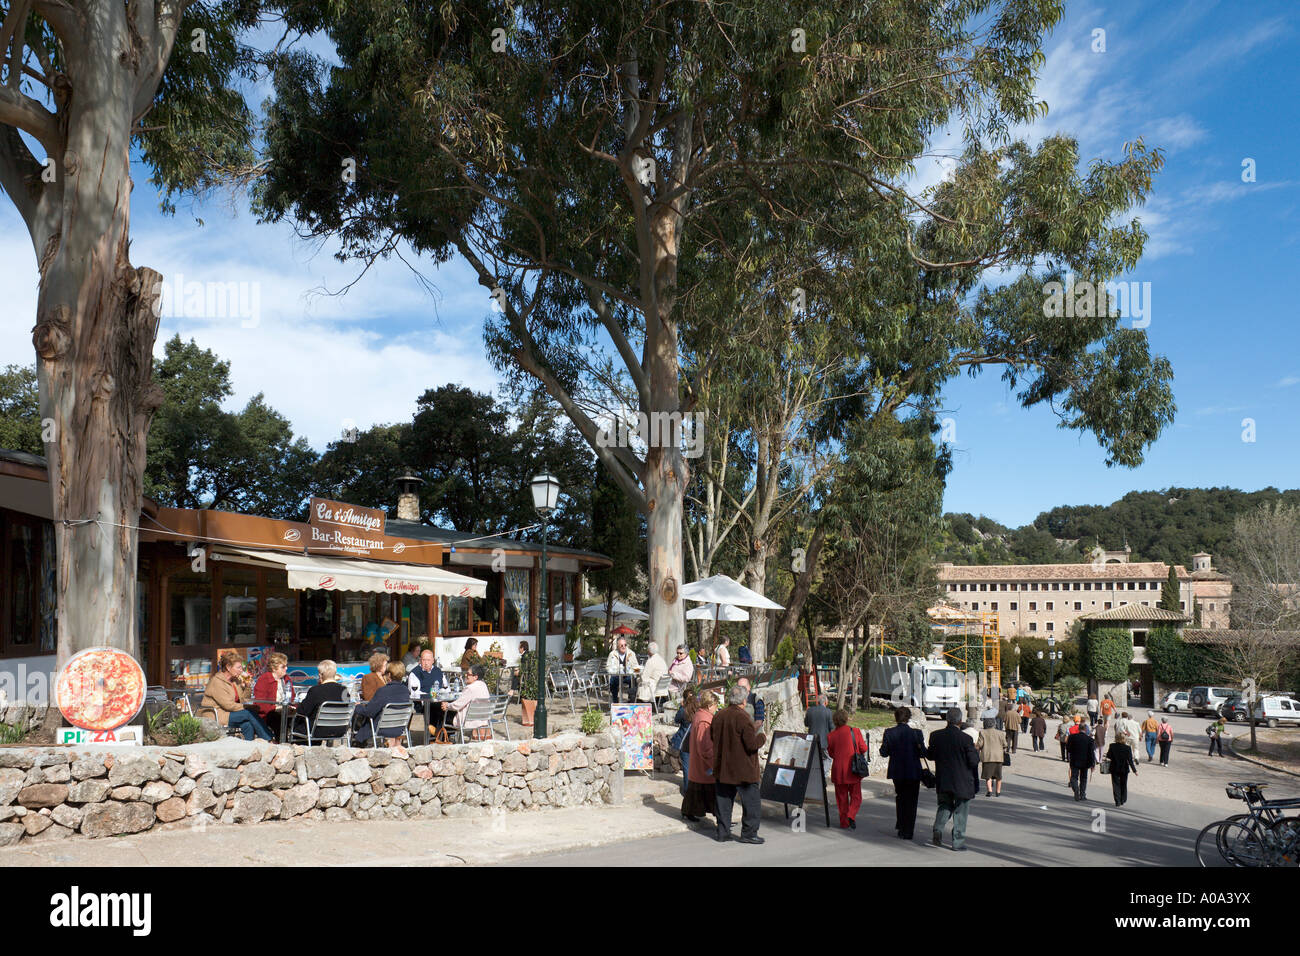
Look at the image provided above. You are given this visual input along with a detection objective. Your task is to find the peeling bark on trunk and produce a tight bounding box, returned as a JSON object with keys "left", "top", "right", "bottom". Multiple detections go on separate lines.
{"left": 744, "top": 547, "right": 769, "bottom": 660}
{"left": 31, "top": 44, "right": 164, "bottom": 664}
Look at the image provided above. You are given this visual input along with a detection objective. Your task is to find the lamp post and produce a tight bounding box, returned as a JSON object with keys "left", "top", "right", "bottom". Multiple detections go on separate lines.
{"left": 1014, "top": 644, "right": 1021, "bottom": 683}
{"left": 530, "top": 473, "right": 561, "bottom": 739}
{"left": 1047, "top": 636, "right": 1057, "bottom": 708}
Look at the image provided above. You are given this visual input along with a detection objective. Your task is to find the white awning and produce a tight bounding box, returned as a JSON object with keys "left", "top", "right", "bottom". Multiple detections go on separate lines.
{"left": 211, "top": 547, "right": 487, "bottom": 598}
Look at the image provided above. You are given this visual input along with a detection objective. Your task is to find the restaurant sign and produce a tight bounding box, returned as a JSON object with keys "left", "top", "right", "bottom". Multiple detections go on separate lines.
{"left": 308, "top": 496, "right": 387, "bottom": 557}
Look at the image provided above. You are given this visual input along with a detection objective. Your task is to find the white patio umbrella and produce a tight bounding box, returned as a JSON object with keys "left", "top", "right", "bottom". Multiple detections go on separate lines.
{"left": 680, "top": 574, "right": 784, "bottom": 659}
{"left": 581, "top": 600, "right": 649, "bottom": 620}
{"left": 686, "top": 603, "right": 750, "bottom": 621}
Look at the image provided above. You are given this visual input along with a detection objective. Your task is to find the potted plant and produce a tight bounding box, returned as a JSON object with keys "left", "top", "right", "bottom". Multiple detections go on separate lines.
{"left": 563, "top": 624, "right": 580, "bottom": 663}
{"left": 520, "top": 648, "right": 539, "bottom": 726}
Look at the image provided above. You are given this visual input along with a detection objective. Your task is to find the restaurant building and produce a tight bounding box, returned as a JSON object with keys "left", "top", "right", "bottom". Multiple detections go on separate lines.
{"left": 0, "top": 450, "right": 609, "bottom": 693}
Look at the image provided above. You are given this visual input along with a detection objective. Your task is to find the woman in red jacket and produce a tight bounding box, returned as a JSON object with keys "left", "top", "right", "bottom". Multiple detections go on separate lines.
{"left": 826, "top": 710, "right": 868, "bottom": 829}
{"left": 251, "top": 653, "right": 295, "bottom": 740}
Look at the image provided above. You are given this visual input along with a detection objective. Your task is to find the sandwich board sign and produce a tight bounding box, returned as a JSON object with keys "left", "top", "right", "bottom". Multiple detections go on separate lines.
{"left": 760, "top": 730, "right": 830, "bottom": 827}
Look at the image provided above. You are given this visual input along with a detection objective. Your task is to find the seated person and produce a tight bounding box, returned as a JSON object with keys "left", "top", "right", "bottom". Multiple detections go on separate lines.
{"left": 667, "top": 645, "right": 694, "bottom": 693}
{"left": 406, "top": 648, "right": 445, "bottom": 696}
{"left": 636, "top": 642, "right": 670, "bottom": 703}
{"left": 605, "top": 637, "right": 639, "bottom": 703}
{"left": 292, "top": 659, "right": 352, "bottom": 740}
{"left": 353, "top": 661, "right": 412, "bottom": 747}
{"left": 441, "top": 664, "right": 490, "bottom": 736}
{"left": 401, "top": 642, "right": 421, "bottom": 670}
{"left": 202, "top": 651, "right": 273, "bottom": 741}
{"left": 251, "top": 652, "right": 296, "bottom": 739}
{"left": 360, "top": 651, "right": 389, "bottom": 702}
{"left": 459, "top": 637, "right": 482, "bottom": 671}
{"left": 737, "top": 644, "right": 753, "bottom": 665}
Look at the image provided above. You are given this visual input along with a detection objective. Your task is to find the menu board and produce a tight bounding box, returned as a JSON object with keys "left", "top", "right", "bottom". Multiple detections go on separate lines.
{"left": 760, "top": 730, "right": 829, "bottom": 825}
{"left": 55, "top": 647, "right": 146, "bottom": 733}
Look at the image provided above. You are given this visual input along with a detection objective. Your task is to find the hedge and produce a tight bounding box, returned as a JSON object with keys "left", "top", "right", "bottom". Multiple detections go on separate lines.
{"left": 1080, "top": 627, "right": 1134, "bottom": 682}
{"left": 1145, "top": 626, "right": 1215, "bottom": 685}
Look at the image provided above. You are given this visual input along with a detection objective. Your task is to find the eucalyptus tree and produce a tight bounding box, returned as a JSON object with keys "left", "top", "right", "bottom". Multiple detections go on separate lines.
{"left": 0, "top": 0, "right": 260, "bottom": 658}
{"left": 256, "top": 0, "right": 1173, "bottom": 653}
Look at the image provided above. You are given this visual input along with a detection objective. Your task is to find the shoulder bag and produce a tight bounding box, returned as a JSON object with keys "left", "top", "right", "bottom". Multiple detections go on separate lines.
{"left": 1099, "top": 756, "right": 1111, "bottom": 774}
{"left": 850, "top": 728, "right": 870, "bottom": 778}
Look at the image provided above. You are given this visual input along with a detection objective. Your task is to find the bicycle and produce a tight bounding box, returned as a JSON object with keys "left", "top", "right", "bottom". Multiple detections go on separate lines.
{"left": 1194, "top": 781, "right": 1300, "bottom": 866}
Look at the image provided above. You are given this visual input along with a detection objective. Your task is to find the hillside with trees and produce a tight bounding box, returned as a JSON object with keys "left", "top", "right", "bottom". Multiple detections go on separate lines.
{"left": 938, "top": 487, "right": 1300, "bottom": 569}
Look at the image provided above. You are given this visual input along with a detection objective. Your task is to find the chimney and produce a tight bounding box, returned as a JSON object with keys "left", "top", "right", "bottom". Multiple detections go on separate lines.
{"left": 395, "top": 473, "right": 423, "bottom": 522}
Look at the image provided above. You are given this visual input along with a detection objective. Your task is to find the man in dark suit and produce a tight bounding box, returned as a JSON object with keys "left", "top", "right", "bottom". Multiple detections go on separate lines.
{"left": 710, "top": 684, "right": 768, "bottom": 844}
{"left": 1066, "top": 723, "right": 1097, "bottom": 801}
{"left": 927, "top": 706, "right": 980, "bottom": 851}
{"left": 880, "top": 706, "right": 926, "bottom": 840}
{"left": 804, "top": 695, "right": 834, "bottom": 772}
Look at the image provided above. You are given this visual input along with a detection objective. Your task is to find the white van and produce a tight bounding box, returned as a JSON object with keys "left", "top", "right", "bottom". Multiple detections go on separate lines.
{"left": 1252, "top": 696, "right": 1300, "bottom": 728}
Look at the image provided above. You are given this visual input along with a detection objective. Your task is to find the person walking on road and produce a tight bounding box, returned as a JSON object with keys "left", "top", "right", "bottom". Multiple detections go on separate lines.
{"left": 1066, "top": 722, "right": 1096, "bottom": 801}
{"left": 977, "top": 718, "right": 1006, "bottom": 797}
{"left": 1030, "top": 710, "right": 1047, "bottom": 752}
{"left": 1105, "top": 729, "right": 1139, "bottom": 807}
{"left": 1141, "top": 711, "right": 1160, "bottom": 762}
{"left": 927, "top": 707, "right": 980, "bottom": 852}
{"left": 826, "top": 709, "right": 868, "bottom": 829}
{"left": 710, "top": 684, "right": 767, "bottom": 844}
{"left": 1207, "top": 716, "right": 1227, "bottom": 757}
{"left": 1003, "top": 698, "right": 1019, "bottom": 754}
{"left": 880, "top": 706, "right": 926, "bottom": 840}
{"left": 1019, "top": 699, "right": 1033, "bottom": 734}
{"left": 681, "top": 691, "right": 718, "bottom": 823}
{"left": 1157, "top": 716, "right": 1175, "bottom": 766}
{"left": 1087, "top": 694, "right": 1099, "bottom": 725}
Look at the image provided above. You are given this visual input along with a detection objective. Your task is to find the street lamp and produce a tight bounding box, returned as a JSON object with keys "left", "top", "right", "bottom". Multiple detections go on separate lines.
{"left": 530, "top": 473, "right": 561, "bottom": 739}
{"left": 1047, "top": 636, "right": 1057, "bottom": 709}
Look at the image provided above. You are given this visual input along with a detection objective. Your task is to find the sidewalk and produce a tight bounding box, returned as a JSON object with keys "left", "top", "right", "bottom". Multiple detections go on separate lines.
{"left": 0, "top": 773, "right": 692, "bottom": 867}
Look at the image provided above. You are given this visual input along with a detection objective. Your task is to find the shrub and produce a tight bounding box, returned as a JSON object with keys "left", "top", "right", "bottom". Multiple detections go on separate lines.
{"left": 771, "top": 635, "right": 795, "bottom": 670}
{"left": 580, "top": 706, "right": 604, "bottom": 735}
{"left": 1080, "top": 627, "right": 1133, "bottom": 682}
{"left": 0, "top": 722, "right": 23, "bottom": 744}
{"left": 166, "top": 714, "right": 204, "bottom": 746}
{"left": 1146, "top": 626, "right": 1214, "bottom": 684}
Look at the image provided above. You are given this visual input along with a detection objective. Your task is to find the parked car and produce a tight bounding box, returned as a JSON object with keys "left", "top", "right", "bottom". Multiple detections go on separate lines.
{"left": 1161, "top": 691, "right": 1191, "bottom": 713}
{"left": 1189, "top": 686, "right": 1236, "bottom": 717}
{"left": 1219, "top": 697, "right": 1251, "bottom": 722}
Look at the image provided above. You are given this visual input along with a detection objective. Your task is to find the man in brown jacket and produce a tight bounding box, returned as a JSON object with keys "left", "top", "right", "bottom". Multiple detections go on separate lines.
{"left": 710, "top": 684, "right": 768, "bottom": 844}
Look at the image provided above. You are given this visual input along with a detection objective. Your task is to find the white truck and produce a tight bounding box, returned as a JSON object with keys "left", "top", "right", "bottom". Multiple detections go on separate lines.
{"left": 868, "top": 655, "right": 962, "bottom": 717}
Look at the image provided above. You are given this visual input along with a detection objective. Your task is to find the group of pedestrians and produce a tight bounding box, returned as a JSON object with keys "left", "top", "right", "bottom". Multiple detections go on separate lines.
{"left": 675, "top": 681, "right": 770, "bottom": 844}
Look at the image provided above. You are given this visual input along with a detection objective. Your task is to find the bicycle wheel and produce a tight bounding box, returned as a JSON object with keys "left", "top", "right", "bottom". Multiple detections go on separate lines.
{"left": 1218, "top": 820, "right": 1271, "bottom": 867}
{"left": 1269, "top": 818, "right": 1300, "bottom": 867}
{"left": 1196, "top": 822, "right": 1235, "bottom": 867}
{"left": 1215, "top": 813, "right": 1253, "bottom": 859}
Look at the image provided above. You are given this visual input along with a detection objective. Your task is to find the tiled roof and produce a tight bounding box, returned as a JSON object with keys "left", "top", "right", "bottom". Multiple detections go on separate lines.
{"left": 936, "top": 561, "right": 1184, "bottom": 582}
{"left": 1077, "top": 605, "right": 1189, "bottom": 623}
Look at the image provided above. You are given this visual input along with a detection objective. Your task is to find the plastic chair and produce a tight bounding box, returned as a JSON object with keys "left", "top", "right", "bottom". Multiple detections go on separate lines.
{"left": 289, "top": 700, "right": 355, "bottom": 747}
{"left": 368, "top": 702, "right": 414, "bottom": 748}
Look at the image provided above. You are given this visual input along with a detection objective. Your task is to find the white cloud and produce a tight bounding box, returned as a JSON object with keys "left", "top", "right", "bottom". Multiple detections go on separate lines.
{"left": 1275, "top": 376, "right": 1300, "bottom": 388}
{"left": 1144, "top": 115, "right": 1209, "bottom": 151}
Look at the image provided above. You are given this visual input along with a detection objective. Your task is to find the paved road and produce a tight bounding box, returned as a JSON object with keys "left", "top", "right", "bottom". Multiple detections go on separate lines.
{"left": 524, "top": 710, "right": 1299, "bottom": 868}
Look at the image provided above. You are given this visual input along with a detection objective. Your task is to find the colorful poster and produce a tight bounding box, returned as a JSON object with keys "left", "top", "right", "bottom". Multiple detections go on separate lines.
{"left": 610, "top": 703, "right": 654, "bottom": 771}
{"left": 55, "top": 647, "right": 146, "bottom": 732}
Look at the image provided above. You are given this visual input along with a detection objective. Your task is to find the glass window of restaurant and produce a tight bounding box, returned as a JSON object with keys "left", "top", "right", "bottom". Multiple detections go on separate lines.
{"left": 220, "top": 565, "right": 260, "bottom": 645}
{"left": 0, "top": 511, "right": 54, "bottom": 658}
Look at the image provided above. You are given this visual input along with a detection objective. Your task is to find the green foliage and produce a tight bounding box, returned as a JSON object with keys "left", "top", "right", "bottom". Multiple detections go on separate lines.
{"left": 588, "top": 465, "right": 644, "bottom": 607}
{"left": 0, "top": 722, "right": 24, "bottom": 744}
{"left": 0, "top": 365, "right": 42, "bottom": 455}
{"left": 765, "top": 699, "right": 784, "bottom": 730}
{"left": 580, "top": 707, "right": 604, "bottom": 735}
{"left": 1161, "top": 566, "right": 1181, "bottom": 612}
{"left": 1056, "top": 675, "right": 1087, "bottom": 703}
{"left": 145, "top": 337, "right": 317, "bottom": 519}
{"left": 771, "top": 635, "right": 795, "bottom": 670}
{"left": 166, "top": 714, "right": 205, "bottom": 746}
{"left": 1080, "top": 627, "right": 1134, "bottom": 682}
{"left": 1146, "top": 626, "right": 1212, "bottom": 685}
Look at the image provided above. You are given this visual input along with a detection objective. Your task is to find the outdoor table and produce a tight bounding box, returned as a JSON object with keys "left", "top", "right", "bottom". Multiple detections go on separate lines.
{"left": 245, "top": 697, "right": 298, "bottom": 744}
{"left": 410, "top": 691, "right": 457, "bottom": 745}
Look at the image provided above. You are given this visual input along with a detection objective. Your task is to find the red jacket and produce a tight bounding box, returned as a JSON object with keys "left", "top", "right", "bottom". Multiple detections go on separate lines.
{"left": 251, "top": 672, "right": 294, "bottom": 718}
{"left": 826, "top": 725, "right": 867, "bottom": 786}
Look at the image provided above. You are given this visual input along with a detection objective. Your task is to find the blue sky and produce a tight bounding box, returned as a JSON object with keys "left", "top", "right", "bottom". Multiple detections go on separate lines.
{"left": 0, "top": 1, "right": 1295, "bottom": 531}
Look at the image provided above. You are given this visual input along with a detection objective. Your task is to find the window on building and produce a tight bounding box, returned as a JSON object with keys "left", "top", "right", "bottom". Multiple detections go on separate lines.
{"left": 1104, "top": 602, "right": 1112, "bottom": 610}
{"left": 1029, "top": 602, "right": 1037, "bottom": 611}
{"left": 1046, "top": 602, "right": 1054, "bottom": 611}
{"left": 1073, "top": 583, "right": 1081, "bottom": 590}
{"left": 1084, "top": 582, "right": 1092, "bottom": 591}
{"left": 1180, "top": 601, "right": 1185, "bottom": 610}
{"left": 1010, "top": 602, "right": 1018, "bottom": 611}
{"left": 980, "top": 583, "right": 987, "bottom": 591}
{"left": 1029, "top": 623, "right": 1037, "bottom": 632}
{"left": 1210, "top": 603, "right": 1216, "bottom": 611}
{"left": 1052, "top": 583, "right": 1060, "bottom": 591}
{"left": 971, "top": 602, "right": 979, "bottom": 611}
{"left": 991, "top": 602, "right": 998, "bottom": 611}
{"left": 220, "top": 566, "right": 259, "bottom": 645}
{"left": 1074, "top": 602, "right": 1082, "bottom": 611}
{"left": 1047, "top": 622, "right": 1054, "bottom": 631}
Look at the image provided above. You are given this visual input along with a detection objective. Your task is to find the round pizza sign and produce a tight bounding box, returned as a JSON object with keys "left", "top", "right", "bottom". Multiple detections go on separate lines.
{"left": 55, "top": 647, "right": 146, "bottom": 732}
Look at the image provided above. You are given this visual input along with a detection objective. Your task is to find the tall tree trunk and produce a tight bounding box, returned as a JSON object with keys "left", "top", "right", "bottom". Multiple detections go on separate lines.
{"left": 32, "top": 45, "right": 164, "bottom": 665}
{"left": 744, "top": 546, "right": 769, "bottom": 660}
{"left": 774, "top": 522, "right": 828, "bottom": 647}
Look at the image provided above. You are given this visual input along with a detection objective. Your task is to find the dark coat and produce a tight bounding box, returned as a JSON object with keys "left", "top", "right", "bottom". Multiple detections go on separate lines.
{"left": 880, "top": 723, "right": 925, "bottom": 781}
{"left": 1105, "top": 741, "right": 1139, "bottom": 776}
{"left": 1067, "top": 731, "right": 1098, "bottom": 770}
{"left": 1030, "top": 715, "right": 1048, "bottom": 737}
{"left": 353, "top": 682, "right": 412, "bottom": 745}
{"left": 926, "top": 724, "right": 979, "bottom": 799}
{"left": 295, "top": 680, "right": 349, "bottom": 723}
{"left": 710, "top": 704, "right": 767, "bottom": 785}
{"left": 804, "top": 705, "right": 834, "bottom": 752}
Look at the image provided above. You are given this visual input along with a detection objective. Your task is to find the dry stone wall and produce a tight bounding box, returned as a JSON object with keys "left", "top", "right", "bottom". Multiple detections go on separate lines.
{"left": 0, "top": 732, "right": 623, "bottom": 846}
